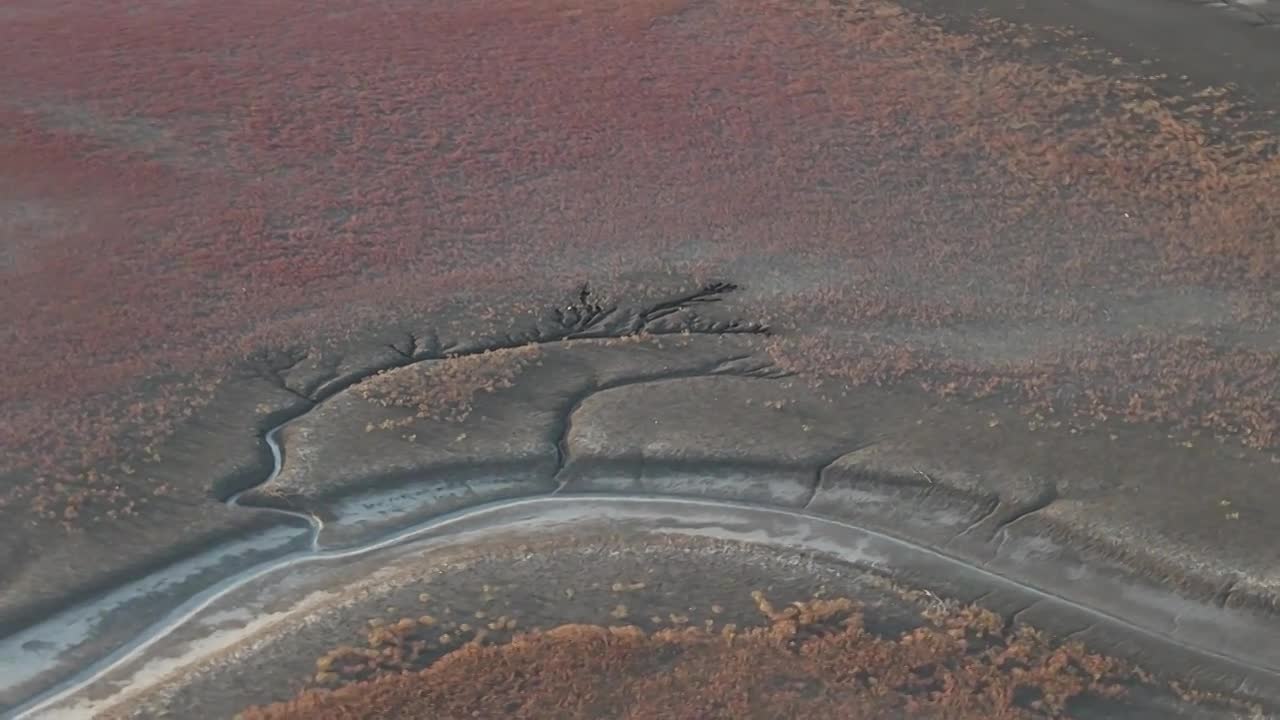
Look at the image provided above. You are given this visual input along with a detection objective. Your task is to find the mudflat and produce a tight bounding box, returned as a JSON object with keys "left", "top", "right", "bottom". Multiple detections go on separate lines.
{"left": 2, "top": 0, "right": 1279, "bottom": 716}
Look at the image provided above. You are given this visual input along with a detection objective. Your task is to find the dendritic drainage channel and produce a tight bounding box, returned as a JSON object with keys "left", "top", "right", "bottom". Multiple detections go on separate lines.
{"left": 5, "top": 281, "right": 1280, "bottom": 717}
{"left": 240, "top": 281, "right": 765, "bottom": 417}
{"left": 0, "top": 282, "right": 775, "bottom": 717}
{"left": 226, "top": 280, "right": 777, "bottom": 528}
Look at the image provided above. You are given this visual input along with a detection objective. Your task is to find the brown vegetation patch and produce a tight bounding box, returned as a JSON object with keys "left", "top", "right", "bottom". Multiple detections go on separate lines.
{"left": 355, "top": 345, "right": 542, "bottom": 426}
{"left": 237, "top": 590, "right": 1251, "bottom": 719}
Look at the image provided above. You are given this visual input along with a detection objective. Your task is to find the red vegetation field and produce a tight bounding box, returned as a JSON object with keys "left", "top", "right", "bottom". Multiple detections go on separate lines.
{"left": 2, "top": 0, "right": 1279, "bottom": 523}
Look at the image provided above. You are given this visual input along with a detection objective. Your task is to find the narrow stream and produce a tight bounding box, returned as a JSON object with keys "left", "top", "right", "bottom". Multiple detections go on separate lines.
{"left": 5, "top": 422, "right": 302, "bottom": 720}
{"left": 225, "top": 426, "right": 325, "bottom": 550}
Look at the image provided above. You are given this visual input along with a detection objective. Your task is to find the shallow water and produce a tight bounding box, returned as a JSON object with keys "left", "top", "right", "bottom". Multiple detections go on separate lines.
{"left": 11, "top": 493, "right": 1280, "bottom": 718}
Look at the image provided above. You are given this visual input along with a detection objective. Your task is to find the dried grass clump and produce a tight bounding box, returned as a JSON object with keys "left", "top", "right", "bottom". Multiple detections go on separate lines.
{"left": 238, "top": 590, "right": 1251, "bottom": 720}
{"left": 355, "top": 345, "right": 542, "bottom": 425}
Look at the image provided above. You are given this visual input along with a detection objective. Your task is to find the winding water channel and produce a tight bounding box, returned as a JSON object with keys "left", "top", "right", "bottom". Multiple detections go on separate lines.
{"left": 6, "top": 420, "right": 1280, "bottom": 717}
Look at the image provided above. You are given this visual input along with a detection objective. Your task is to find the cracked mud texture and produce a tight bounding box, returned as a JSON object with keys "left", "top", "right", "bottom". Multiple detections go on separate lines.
{"left": 3, "top": 0, "right": 1280, "bottom": 711}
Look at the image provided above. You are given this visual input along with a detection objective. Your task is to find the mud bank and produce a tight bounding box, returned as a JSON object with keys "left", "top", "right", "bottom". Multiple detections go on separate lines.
{"left": 7, "top": 320, "right": 1280, "bottom": 716}
{"left": 15, "top": 497, "right": 1278, "bottom": 718}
